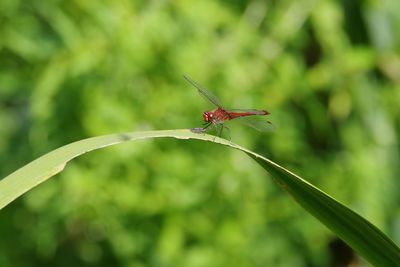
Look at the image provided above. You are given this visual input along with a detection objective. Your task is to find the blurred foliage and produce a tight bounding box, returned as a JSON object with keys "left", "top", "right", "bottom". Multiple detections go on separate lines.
{"left": 0, "top": 0, "right": 399, "bottom": 266}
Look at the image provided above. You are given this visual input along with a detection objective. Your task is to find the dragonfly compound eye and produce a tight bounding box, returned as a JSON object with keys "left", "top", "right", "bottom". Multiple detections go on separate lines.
{"left": 203, "top": 112, "right": 211, "bottom": 122}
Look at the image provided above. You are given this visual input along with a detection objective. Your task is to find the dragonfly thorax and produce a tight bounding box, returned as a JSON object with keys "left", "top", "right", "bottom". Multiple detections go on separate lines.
{"left": 202, "top": 111, "right": 213, "bottom": 122}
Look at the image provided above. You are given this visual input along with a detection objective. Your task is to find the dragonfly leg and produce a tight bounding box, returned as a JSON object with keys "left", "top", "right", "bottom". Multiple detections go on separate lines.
{"left": 208, "top": 124, "right": 221, "bottom": 141}
{"left": 216, "top": 124, "right": 224, "bottom": 137}
{"left": 212, "top": 124, "right": 231, "bottom": 140}
{"left": 191, "top": 122, "right": 212, "bottom": 133}
{"left": 222, "top": 125, "right": 231, "bottom": 141}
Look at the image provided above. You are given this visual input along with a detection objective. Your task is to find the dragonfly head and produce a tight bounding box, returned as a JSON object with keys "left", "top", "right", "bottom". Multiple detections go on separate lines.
{"left": 203, "top": 111, "right": 213, "bottom": 122}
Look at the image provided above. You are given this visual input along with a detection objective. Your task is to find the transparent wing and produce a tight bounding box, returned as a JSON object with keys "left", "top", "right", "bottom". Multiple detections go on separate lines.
{"left": 234, "top": 115, "right": 275, "bottom": 132}
{"left": 184, "top": 75, "right": 223, "bottom": 108}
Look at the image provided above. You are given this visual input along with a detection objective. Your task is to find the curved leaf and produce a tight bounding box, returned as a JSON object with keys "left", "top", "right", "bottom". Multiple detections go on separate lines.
{"left": 0, "top": 129, "right": 399, "bottom": 266}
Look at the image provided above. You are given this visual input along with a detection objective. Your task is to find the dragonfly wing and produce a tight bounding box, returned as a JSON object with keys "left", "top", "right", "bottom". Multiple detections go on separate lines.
{"left": 234, "top": 115, "right": 275, "bottom": 132}
{"left": 184, "top": 75, "right": 223, "bottom": 108}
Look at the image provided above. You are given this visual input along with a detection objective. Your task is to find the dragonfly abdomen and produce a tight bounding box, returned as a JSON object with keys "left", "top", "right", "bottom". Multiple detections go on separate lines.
{"left": 227, "top": 110, "right": 269, "bottom": 119}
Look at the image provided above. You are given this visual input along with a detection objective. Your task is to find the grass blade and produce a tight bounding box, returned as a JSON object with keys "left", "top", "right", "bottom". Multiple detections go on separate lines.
{"left": 0, "top": 129, "right": 399, "bottom": 266}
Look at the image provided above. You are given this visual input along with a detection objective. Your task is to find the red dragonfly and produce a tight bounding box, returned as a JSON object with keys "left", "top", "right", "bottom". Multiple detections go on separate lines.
{"left": 184, "top": 75, "right": 273, "bottom": 137}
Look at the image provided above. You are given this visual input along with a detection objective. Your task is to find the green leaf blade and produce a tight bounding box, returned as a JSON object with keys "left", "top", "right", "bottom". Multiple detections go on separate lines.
{"left": 0, "top": 129, "right": 399, "bottom": 266}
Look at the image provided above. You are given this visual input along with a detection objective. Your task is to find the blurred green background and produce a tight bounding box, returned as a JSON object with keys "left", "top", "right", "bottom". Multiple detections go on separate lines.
{"left": 1, "top": 0, "right": 400, "bottom": 266}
